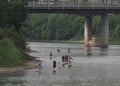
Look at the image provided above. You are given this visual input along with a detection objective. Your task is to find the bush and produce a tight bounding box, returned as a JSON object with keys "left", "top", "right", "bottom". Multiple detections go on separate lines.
{"left": 3, "top": 27, "right": 26, "bottom": 51}
{"left": 0, "top": 28, "right": 28, "bottom": 66}
{"left": 0, "top": 36, "right": 24, "bottom": 66}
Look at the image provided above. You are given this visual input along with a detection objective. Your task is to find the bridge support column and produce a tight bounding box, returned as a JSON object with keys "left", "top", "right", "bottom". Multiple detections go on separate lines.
{"left": 100, "top": 14, "right": 109, "bottom": 48}
{"left": 84, "top": 16, "right": 92, "bottom": 47}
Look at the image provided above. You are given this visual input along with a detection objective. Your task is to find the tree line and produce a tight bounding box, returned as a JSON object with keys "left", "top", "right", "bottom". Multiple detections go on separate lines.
{"left": 24, "top": 13, "right": 120, "bottom": 42}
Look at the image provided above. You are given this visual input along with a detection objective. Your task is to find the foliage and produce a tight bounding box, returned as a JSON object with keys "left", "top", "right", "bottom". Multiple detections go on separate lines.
{"left": 24, "top": 13, "right": 84, "bottom": 40}
{"left": 0, "top": 30, "right": 23, "bottom": 66}
{"left": 0, "top": 0, "right": 28, "bottom": 66}
{"left": 108, "top": 14, "right": 120, "bottom": 42}
{"left": 24, "top": 13, "right": 120, "bottom": 42}
{"left": 3, "top": 27, "right": 26, "bottom": 51}
{"left": 0, "top": 0, "right": 27, "bottom": 32}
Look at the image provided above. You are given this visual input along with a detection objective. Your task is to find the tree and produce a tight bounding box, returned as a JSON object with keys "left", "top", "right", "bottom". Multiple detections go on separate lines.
{"left": 0, "top": 0, "right": 27, "bottom": 32}
{"left": 24, "top": 13, "right": 120, "bottom": 42}
{"left": 47, "top": 14, "right": 57, "bottom": 40}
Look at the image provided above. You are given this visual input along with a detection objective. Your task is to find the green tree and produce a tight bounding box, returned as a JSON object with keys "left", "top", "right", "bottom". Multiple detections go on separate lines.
{"left": 24, "top": 13, "right": 120, "bottom": 42}
{"left": 47, "top": 14, "right": 57, "bottom": 40}
{"left": 0, "top": 0, "right": 28, "bottom": 66}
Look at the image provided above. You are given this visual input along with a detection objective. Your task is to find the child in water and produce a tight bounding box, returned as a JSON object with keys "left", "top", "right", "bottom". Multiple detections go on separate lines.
{"left": 38, "top": 62, "right": 43, "bottom": 74}
{"left": 49, "top": 51, "right": 53, "bottom": 59}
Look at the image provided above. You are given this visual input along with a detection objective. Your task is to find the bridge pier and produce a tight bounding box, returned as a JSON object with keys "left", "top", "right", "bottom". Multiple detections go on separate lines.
{"left": 100, "top": 14, "right": 109, "bottom": 48}
{"left": 84, "top": 16, "right": 92, "bottom": 47}
{"left": 84, "top": 14, "right": 109, "bottom": 48}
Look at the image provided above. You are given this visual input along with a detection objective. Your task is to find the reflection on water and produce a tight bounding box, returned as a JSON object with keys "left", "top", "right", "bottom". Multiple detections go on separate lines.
{"left": 99, "top": 48, "right": 108, "bottom": 56}
{"left": 84, "top": 47, "right": 92, "bottom": 56}
{"left": 0, "top": 42, "right": 120, "bottom": 86}
{"left": 84, "top": 47, "right": 109, "bottom": 56}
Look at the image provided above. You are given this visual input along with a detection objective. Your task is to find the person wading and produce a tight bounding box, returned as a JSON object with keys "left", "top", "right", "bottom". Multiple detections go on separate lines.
{"left": 53, "top": 60, "right": 57, "bottom": 69}
{"left": 49, "top": 51, "right": 53, "bottom": 59}
{"left": 53, "top": 60, "right": 57, "bottom": 74}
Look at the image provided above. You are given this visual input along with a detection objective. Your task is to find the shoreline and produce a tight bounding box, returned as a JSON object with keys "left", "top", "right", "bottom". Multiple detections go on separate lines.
{"left": 0, "top": 48, "right": 41, "bottom": 74}
{"left": 26, "top": 39, "right": 84, "bottom": 44}
{"left": 26, "top": 39, "right": 120, "bottom": 45}
{"left": 0, "top": 59, "right": 41, "bottom": 74}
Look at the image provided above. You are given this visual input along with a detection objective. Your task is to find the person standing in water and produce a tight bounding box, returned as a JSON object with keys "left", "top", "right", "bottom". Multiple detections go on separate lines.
{"left": 53, "top": 60, "right": 57, "bottom": 74}
{"left": 49, "top": 51, "right": 53, "bottom": 59}
{"left": 62, "top": 55, "right": 65, "bottom": 63}
{"left": 53, "top": 60, "right": 57, "bottom": 69}
{"left": 38, "top": 61, "right": 43, "bottom": 74}
{"left": 57, "top": 48, "right": 60, "bottom": 53}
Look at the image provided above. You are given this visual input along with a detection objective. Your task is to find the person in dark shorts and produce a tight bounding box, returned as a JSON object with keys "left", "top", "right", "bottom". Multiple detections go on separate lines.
{"left": 57, "top": 49, "right": 60, "bottom": 52}
{"left": 53, "top": 60, "right": 57, "bottom": 74}
{"left": 62, "top": 55, "right": 65, "bottom": 63}
{"left": 53, "top": 60, "right": 57, "bottom": 68}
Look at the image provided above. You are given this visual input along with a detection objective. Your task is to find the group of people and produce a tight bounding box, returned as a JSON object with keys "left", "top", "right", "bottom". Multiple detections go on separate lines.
{"left": 37, "top": 48, "right": 73, "bottom": 74}
{"left": 50, "top": 48, "right": 73, "bottom": 70}
{"left": 62, "top": 54, "right": 73, "bottom": 67}
{"left": 52, "top": 54, "right": 73, "bottom": 73}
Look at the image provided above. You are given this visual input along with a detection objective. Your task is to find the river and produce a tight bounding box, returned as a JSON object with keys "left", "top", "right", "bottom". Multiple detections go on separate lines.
{"left": 0, "top": 42, "right": 120, "bottom": 86}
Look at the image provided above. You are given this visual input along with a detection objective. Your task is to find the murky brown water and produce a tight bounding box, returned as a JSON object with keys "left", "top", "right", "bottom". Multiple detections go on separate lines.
{"left": 0, "top": 42, "right": 120, "bottom": 86}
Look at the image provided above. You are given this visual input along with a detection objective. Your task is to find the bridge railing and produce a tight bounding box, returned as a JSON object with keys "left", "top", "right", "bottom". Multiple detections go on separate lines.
{"left": 25, "top": 0, "right": 120, "bottom": 9}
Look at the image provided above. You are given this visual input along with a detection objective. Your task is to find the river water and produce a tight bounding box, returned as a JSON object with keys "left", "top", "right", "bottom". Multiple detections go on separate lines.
{"left": 0, "top": 42, "right": 120, "bottom": 86}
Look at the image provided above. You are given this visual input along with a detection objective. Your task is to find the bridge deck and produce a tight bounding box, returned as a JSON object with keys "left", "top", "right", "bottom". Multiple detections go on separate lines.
{"left": 25, "top": 0, "right": 120, "bottom": 14}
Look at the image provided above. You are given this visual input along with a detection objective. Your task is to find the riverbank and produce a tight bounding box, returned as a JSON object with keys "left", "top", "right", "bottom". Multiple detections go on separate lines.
{"left": 0, "top": 44, "right": 41, "bottom": 74}
{"left": 26, "top": 39, "right": 120, "bottom": 45}
{"left": 0, "top": 59, "right": 41, "bottom": 74}
{"left": 26, "top": 39, "right": 84, "bottom": 44}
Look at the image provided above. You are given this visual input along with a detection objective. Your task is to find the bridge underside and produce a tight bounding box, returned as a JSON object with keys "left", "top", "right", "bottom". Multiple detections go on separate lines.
{"left": 26, "top": 0, "right": 120, "bottom": 14}
{"left": 26, "top": 8, "right": 120, "bottom": 15}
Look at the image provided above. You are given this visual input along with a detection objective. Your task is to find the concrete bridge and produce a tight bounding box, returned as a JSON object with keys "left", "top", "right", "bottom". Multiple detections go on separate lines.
{"left": 25, "top": 0, "right": 120, "bottom": 47}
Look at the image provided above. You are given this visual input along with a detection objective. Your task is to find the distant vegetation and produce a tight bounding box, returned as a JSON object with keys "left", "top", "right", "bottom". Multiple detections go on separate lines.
{"left": 24, "top": 13, "right": 120, "bottom": 42}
